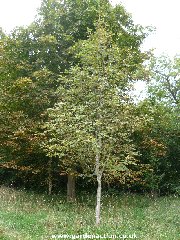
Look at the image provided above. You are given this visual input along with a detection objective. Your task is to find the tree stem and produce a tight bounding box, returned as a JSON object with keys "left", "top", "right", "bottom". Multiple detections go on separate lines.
{"left": 67, "top": 173, "right": 76, "bottom": 202}
{"left": 48, "top": 157, "right": 53, "bottom": 195}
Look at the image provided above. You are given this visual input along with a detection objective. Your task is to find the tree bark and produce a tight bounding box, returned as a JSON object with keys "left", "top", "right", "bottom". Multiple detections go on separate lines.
{"left": 48, "top": 157, "right": 53, "bottom": 195}
{"left": 96, "top": 172, "right": 102, "bottom": 225}
{"left": 67, "top": 173, "right": 76, "bottom": 202}
{"left": 95, "top": 145, "right": 102, "bottom": 226}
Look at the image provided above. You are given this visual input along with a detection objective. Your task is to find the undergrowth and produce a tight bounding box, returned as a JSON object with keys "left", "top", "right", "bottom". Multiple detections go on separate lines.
{"left": 0, "top": 186, "right": 179, "bottom": 240}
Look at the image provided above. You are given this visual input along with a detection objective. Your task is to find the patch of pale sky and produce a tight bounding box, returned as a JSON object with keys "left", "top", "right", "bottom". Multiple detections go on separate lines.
{"left": 0, "top": 0, "right": 41, "bottom": 32}
{"left": 115, "top": 0, "right": 180, "bottom": 56}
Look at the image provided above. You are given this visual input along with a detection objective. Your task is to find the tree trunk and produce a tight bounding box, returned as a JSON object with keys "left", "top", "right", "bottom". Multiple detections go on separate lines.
{"left": 67, "top": 173, "right": 76, "bottom": 202}
{"left": 48, "top": 157, "right": 53, "bottom": 195}
{"left": 95, "top": 146, "right": 102, "bottom": 226}
{"left": 96, "top": 173, "right": 102, "bottom": 225}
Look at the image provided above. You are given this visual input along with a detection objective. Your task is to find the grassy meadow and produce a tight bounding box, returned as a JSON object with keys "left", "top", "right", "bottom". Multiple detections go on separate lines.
{"left": 0, "top": 186, "right": 179, "bottom": 240}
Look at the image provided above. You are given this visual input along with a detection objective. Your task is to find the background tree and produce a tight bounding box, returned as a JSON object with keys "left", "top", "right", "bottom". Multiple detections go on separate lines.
{"left": 133, "top": 55, "right": 180, "bottom": 195}
{"left": 149, "top": 55, "right": 180, "bottom": 106}
{"left": 0, "top": 26, "right": 58, "bottom": 189}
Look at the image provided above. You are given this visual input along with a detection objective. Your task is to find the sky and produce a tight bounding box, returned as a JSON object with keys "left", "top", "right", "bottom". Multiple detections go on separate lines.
{"left": 0, "top": 0, "right": 180, "bottom": 57}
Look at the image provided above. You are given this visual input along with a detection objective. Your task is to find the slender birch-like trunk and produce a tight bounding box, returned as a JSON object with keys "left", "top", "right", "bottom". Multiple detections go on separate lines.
{"left": 95, "top": 146, "right": 102, "bottom": 225}
{"left": 67, "top": 173, "right": 76, "bottom": 202}
{"left": 96, "top": 168, "right": 102, "bottom": 225}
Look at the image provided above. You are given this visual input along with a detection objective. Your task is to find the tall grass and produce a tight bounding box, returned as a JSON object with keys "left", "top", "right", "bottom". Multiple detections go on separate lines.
{"left": 0, "top": 186, "right": 179, "bottom": 239}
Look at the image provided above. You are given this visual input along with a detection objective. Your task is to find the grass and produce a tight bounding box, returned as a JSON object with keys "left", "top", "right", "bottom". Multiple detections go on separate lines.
{"left": 0, "top": 186, "right": 179, "bottom": 240}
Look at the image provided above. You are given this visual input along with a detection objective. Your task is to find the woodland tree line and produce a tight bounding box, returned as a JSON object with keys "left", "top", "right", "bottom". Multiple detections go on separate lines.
{"left": 0, "top": 0, "right": 179, "bottom": 224}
